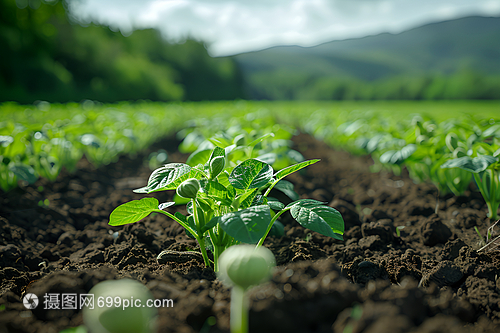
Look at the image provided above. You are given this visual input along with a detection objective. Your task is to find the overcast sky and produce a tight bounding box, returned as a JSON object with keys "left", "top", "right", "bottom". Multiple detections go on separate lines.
{"left": 68, "top": 0, "right": 500, "bottom": 56}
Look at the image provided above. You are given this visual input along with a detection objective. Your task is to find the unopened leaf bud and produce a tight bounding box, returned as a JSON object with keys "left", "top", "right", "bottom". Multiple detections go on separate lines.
{"left": 176, "top": 178, "right": 200, "bottom": 199}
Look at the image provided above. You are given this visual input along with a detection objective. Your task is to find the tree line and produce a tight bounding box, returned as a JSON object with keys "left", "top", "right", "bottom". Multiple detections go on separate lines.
{"left": 0, "top": 0, "right": 245, "bottom": 103}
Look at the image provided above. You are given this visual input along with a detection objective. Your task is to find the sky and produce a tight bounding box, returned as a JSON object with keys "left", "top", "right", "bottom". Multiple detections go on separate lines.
{"left": 68, "top": 0, "right": 500, "bottom": 57}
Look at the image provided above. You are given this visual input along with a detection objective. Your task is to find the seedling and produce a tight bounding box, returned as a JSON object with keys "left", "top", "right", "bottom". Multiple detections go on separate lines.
{"left": 441, "top": 148, "right": 500, "bottom": 221}
{"left": 217, "top": 245, "right": 275, "bottom": 333}
{"left": 109, "top": 145, "right": 344, "bottom": 271}
{"left": 82, "top": 279, "right": 157, "bottom": 333}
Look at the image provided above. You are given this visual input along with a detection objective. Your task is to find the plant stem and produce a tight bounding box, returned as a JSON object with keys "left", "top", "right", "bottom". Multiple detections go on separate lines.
{"left": 209, "top": 229, "right": 220, "bottom": 272}
{"left": 230, "top": 286, "right": 248, "bottom": 333}
{"left": 156, "top": 209, "right": 211, "bottom": 267}
{"left": 192, "top": 199, "right": 211, "bottom": 267}
{"left": 197, "top": 234, "right": 211, "bottom": 267}
{"left": 255, "top": 208, "right": 289, "bottom": 248}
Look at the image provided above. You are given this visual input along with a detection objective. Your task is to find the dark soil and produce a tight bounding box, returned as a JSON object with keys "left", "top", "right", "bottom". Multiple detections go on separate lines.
{"left": 1, "top": 133, "right": 499, "bottom": 333}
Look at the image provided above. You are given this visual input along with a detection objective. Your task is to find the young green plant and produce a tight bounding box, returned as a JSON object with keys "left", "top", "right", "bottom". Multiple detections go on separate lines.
{"left": 217, "top": 244, "right": 275, "bottom": 333}
{"left": 109, "top": 145, "right": 344, "bottom": 271}
{"left": 441, "top": 144, "right": 500, "bottom": 221}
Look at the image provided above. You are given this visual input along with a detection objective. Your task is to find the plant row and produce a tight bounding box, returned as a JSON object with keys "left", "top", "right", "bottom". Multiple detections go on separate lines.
{"left": 0, "top": 102, "right": 200, "bottom": 192}
{"left": 0, "top": 102, "right": 305, "bottom": 192}
{"left": 301, "top": 109, "right": 500, "bottom": 220}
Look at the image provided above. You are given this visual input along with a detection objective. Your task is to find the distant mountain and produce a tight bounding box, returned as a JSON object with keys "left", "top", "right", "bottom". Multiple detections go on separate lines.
{"left": 234, "top": 16, "right": 500, "bottom": 100}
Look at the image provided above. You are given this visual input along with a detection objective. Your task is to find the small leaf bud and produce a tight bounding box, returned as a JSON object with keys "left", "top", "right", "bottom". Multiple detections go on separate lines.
{"left": 176, "top": 178, "right": 200, "bottom": 199}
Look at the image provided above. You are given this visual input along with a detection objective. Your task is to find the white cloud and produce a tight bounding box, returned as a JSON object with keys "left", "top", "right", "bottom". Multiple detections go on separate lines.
{"left": 68, "top": 0, "right": 500, "bottom": 56}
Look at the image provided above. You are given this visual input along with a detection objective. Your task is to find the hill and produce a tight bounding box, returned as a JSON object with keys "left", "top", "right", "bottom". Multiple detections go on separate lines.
{"left": 235, "top": 16, "right": 500, "bottom": 100}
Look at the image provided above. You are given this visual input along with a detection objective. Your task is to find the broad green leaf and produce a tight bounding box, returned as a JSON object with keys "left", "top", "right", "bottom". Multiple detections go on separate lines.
{"left": 238, "top": 188, "right": 259, "bottom": 209}
{"left": 274, "top": 180, "right": 300, "bottom": 201}
{"left": 186, "top": 149, "right": 212, "bottom": 167}
{"left": 217, "top": 171, "right": 231, "bottom": 188}
{"left": 274, "top": 159, "right": 320, "bottom": 181}
{"left": 288, "top": 199, "right": 344, "bottom": 240}
{"left": 217, "top": 205, "right": 271, "bottom": 243}
{"left": 134, "top": 163, "right": 190, "bottom": 193}
{"left": 252, "top": 195, "right": 266, "bottom": 206}
{"left": 268, "top": 200, "right": 285, "bottom": 211}
{"left": 203, "top": 180, "right": 228, "bottom": 201}
{"left": 441, "top": 155, "right": 497, "bottom": 173}
{"left": 229, "top": 159, "right": 273, "bottom": 190}
{"left": 134, "top": 163, "right": 206, "bottom": 193}
{"left": 109, "top": 197, "right": 158, "bottom": 226}
{"left": 10, "top": 164, "right": 38, "bottom": 184}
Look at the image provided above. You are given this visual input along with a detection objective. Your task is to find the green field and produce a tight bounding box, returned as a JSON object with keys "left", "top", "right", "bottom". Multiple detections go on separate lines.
{"left": 1, "top": 100, "right": 499, "bottom": 198}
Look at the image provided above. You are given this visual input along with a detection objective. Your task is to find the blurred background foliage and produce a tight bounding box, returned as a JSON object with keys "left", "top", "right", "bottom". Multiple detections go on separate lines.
{"left": 1, "top": 0, "right": 499, "bottom": 103}
{"left": 0, "top": 0, "right": 245, "bottom": 103}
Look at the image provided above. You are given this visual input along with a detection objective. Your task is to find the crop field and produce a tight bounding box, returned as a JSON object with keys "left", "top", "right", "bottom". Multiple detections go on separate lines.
{"left": 1, "top": 100, "right": 500, "bottom": 333}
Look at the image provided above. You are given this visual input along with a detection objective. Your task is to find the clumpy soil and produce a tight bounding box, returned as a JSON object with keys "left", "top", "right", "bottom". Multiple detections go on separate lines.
{"left": 1, "top": 133, "right": 499, "bottom": 333}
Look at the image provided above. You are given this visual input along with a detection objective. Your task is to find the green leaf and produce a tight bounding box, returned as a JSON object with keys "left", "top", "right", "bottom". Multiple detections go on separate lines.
{"left": 196, "top": 197, "right": 213, "bottom": 212}
{"left": 268, "top": 200, "right": 285, "bottom": 211}
{"left": 238, "top": 188, "right": 259, "bottom": 209}
{"left": 203, "top": 180, "right": 228, "bottom": 201}
{"left": 208, "top": 134, "right": 233, "bottom": 148}
{"left": 274, "top": 159, "right": 320, "bottom": 181}
{"left": 379, "top": 144, "right": 417, "bottom": 165}
{"left": 185, "top": 215, "right": 197, "bottom": 239}
{"left": 288, "top": 199, "right": 344, "bottom": 240}
{"left": 269, "top": 220, "right": 285, "bottom": 237}
{"left": 441, "top": 156, "right": 497, "bottom": 173}
{"left": 134, "top": 163, "right": 206, "bottom": 193}
{"left": 159, "top": 202, "right": 175, "bottom": 210}
{"left": 274, "top": 180, "right": 300, "bottom": 201}
{"left": 174, "top": 212, "right": 188, "bottom": 224}
{"left": 217, "top": 205, "right": 271, "bottom": 243}
{"left": 134, "top": 163, "right": 190, "bottom": 193}
{"left": 10, "top": 164, "right": 38, "bottom": 184}
{"left": 201, "top": 216, "right": 219, "bottom": 234}
{"left": 0, "top": 135, "right": 14, "bottom": 148}
{"left": 109, "top": 198, "right": 158, "bottom": 226}
{"left": 186, "top": 149, "right": 212, "bottom": 167}
{"left": 208, "top": 146, "right": 226, "bottom": 161}
{"left": 229, "top": 159, "right": 273, "bottom": 190}
{"left": 247, "top": 133, "right": 274, "bottom": 148}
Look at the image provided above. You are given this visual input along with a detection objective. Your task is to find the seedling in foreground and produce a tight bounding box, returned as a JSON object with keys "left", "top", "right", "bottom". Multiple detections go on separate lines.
{"left": 82, "top": 279, "right": 157, "bottom": 333}
{"left": 217, "top": 245, "right": 275, "bottom": 333}
{"left": 109, "top": 146, "right": 344, "bottom": 271}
